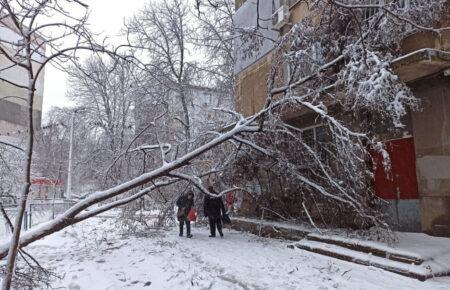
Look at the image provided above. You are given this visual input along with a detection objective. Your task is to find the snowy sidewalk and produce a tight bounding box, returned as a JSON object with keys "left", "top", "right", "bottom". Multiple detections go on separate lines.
{"left": 18, "top": 217, "right": 450, "bottom": 289}
{"left": 230, "top": 216, "right": 450, "bottom": 281}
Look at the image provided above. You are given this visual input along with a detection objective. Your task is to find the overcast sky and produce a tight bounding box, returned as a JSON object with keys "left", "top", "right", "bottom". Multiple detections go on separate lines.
{"left": 42, "top": 0, "right": 146, "bottom": 116}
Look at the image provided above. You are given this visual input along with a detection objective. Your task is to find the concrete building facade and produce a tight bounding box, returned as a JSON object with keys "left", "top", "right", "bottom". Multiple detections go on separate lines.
{"left": 0, "top": 16, "right": 45, "bottom": 138}
{"left": 233, "top": 0, "right": 450, "bottom": 236}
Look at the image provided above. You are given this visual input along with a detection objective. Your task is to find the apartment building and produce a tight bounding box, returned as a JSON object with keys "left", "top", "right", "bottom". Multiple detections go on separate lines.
{"left": 0, "top": 16, "right": 45, "bottom": 138}
{"left": 233, "top": 0, "right": 450, "bottom": 236}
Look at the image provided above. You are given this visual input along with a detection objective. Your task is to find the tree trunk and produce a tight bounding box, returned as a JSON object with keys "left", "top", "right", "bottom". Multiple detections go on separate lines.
{"left": 2, "top": 61, "right": 35, "bottom": 289}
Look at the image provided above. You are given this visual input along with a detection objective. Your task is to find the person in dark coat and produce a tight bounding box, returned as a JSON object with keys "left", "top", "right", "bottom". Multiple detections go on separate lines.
{"left": 176, "top": 191, "right": 194, "bottom": 238}
{"left": 203, "top": 186, "right": 226, "bottom": 238}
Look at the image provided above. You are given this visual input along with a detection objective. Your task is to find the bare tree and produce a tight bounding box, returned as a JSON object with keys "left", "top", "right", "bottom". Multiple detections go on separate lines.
{"left": 0, "top": 113, "right": 262, "bottom": 256}
{"left": 0, "top": 0, "right": 118, "bottom": 287}
{"left": 0, "top": 140, "right": 24, "bottom": 206}
{"left": 67, "top": 57, "right": 140, "bottom": 187}
{"left": 126, "top": 0, "right": 196, "bottom": 152}
{"left": 193, "top": 0, "right": 236, "bottom": 93}
{"left": 33, "top": 111, "right": 69, "bottom": 196}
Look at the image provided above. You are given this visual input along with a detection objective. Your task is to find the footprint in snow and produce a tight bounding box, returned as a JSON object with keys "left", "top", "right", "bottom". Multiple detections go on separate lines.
{"left": 130, "top": 280, "right": 140, "bottom": 285}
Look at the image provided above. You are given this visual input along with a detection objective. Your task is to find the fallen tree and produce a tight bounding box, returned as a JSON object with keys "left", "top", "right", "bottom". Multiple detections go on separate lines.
{"left": 1, "top": 0, "right": 449, "bottom": 288}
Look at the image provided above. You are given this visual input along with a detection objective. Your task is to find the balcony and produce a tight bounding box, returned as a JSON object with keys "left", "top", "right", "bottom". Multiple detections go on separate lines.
{"left": 393, "top": 30, "right": 450, "bottom": 83}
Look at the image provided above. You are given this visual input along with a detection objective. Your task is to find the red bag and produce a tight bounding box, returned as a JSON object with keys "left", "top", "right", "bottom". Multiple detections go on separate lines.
{"left": 225, "top": 192, "right": 236, "bottom": 206}
{"left": 187, "top": 208, "right": 197, "bottom": 222}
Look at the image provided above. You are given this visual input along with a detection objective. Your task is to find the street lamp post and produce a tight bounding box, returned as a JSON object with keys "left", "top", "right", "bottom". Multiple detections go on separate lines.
{"left": 66, "top": 111, "right": 75, "bottom": 199}
{"left": 66, "top": 107, "right": 85, "bottom": 199}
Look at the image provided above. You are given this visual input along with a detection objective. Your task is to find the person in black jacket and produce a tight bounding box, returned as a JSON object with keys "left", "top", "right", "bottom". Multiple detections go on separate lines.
{"left": 176, "top": 191, "right": 194, "bottom": 238}
{"left": 203, "top": 186, "right": 226, "bottom": 238}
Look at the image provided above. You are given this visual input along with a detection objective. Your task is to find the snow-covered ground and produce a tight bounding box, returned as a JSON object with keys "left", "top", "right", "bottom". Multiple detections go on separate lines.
{"left": 20, "top": 216, "right": 450, "bottom": 289}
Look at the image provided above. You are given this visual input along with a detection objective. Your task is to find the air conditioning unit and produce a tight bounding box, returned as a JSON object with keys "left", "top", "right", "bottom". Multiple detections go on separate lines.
{"left": 272, "top": 5, "right": 290, "bottom": 31}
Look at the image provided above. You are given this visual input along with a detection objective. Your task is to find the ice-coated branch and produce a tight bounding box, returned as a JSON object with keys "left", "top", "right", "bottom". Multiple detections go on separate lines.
{"left": 75, "top": 178, "right": 179, "bottom": 221}
{"left": 0, "top": 116, "right": 260, "bottom": 258}
{"left": 330, "top": 0, "right": 449, "bottom": 34}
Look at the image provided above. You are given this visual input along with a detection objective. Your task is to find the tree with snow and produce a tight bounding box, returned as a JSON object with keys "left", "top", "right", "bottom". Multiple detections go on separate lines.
{"left": 0, "top": 0, "right": 448, "bottom": 288}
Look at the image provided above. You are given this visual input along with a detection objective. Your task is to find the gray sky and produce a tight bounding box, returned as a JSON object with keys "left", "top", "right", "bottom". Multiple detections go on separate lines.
{"left": 42, "top": 0, "right": 145, "bottom": 115}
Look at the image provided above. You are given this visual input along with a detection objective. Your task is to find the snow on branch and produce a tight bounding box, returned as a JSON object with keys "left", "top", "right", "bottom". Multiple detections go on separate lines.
{"left": 340, "top": 47, "right": 418, "bottom": 128}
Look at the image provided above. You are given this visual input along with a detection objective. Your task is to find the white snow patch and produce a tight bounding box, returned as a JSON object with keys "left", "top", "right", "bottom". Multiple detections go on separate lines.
{"left": 2, "top": 216, "right": 447, "bottom": 289}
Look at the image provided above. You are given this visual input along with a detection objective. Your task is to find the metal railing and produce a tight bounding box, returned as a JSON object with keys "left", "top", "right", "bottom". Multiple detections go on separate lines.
{"left": 25, "top": 201, "right": 75, "bottom": 229}
{"left": 0, "top": 201, "right": 76, "bottom": 237}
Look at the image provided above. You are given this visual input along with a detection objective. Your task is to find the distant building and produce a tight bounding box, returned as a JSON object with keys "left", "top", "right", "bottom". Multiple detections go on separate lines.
{"left": 1, "top": 16, "right": 49, "bottom": 202}
{"left": 0, "top": 16, "right": 46, "bottom": 138}
{"left": 186, "top": 85, "right": 233, "bottom": 136}
{"left": 30, "top": 178, "right": 64, "bottom": 200}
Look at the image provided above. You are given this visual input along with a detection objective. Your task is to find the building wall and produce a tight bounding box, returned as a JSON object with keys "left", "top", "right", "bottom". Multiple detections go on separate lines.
{"left": 233, "top": 0, "right": 311, "bottom": 116}
{"left": 0, "top": 18, "right": 45, "bottom": 135}
{"left": 409, "top": 75, "right": 450, "bottom": 236}
{"left": 0, "top": 55, "right": 45, "bottom": 109}
{"left": 235, "top": 0, "right": 246, "bottom": 10}
{"left": 235, "top": 54, "right": 273, "bottom": 115}
{"left": 233, "top": 0, "right": 450, "bottom": 235}
{"left": 287, "top": 0, "right": 311, "bottom": 26}
{"left": 385, "top": 200, "right": 421, "bottom": 232}
{"left": 0, "top": 120, "right": 24, "bottom": 135}
{"left": 233, "top": 0, "right": 278, "bottom": 75}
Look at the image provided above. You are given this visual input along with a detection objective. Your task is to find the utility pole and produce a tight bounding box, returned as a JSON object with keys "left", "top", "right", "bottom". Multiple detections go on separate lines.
{"left": 66, "top": 111, "right": 75, "bottom": 199}
{"left": 66, "top": 107, "right": 85, "bottom": 199}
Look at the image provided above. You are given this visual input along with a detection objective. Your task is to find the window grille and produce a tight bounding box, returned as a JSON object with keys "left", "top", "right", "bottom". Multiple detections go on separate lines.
{"left": 300, "top": 125, "right": 330, "bottom": 162}
{"left": 363, "top": 0, "right": 381, "bottom": 21}
{"left": 361, "top": 0, "right": 410, "bottom": 21}
{"left": 302, "top": 128, "right": 316, "bottom": 150}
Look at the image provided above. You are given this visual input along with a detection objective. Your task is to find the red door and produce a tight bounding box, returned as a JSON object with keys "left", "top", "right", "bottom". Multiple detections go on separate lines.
{"left": 371, "top": 137, "right": 419, "bottom": 200}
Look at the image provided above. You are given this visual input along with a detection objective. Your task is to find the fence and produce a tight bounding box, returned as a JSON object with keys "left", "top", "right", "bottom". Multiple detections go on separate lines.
{"left": 0, "top": 200, "right": 76, "bottom": 238}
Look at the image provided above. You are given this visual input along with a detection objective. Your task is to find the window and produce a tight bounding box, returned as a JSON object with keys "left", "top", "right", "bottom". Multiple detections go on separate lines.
{"left": 302, "top": 128, "right": 316, "bottom": 149}
{"left": 363, "top": 0, "right": 381, "bottom": 21}
{"left": 300, "top": 125, "right": 330, "bottom": 162}
{"left": 282, "top": 60, "right": 293, "bottom": 82}
{"left": 362, "top": 0, "right": 410, "bottom": 21}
